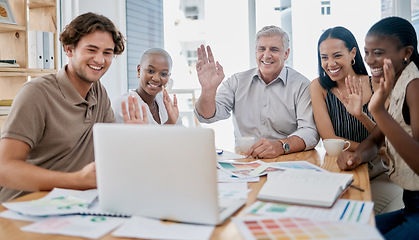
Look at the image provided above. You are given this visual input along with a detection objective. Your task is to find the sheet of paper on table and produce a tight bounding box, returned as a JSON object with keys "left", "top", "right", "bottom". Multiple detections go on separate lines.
{"left": 2, "top": 188, "right": 98, "bottom": 217}
{"left": 218, "top": 182, "right": 250, "bottom": 199}
{"left": 112, "top": 216, "right": 215, "bottom": 240}
{"left": 21, "top": 215, "right": 127, "bottom": 239}
{"left": 217, "top": 169, "right": 260, "bottom": 183}
{"left": 233, "top": 216, "right": 384, "bottom": 240}
{"left": 247, "top": 199, "right": 374, "bottom": 224}
{"left": 216, "top": 150, "right": 246, "bottom": 161}
{"left": 217, "top": 160, "right": 326, "bottom": 179}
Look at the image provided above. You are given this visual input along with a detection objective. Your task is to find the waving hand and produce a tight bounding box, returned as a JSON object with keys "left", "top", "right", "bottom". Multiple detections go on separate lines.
{"left": 196, "top": 45, "right": 225, "bottom": 92}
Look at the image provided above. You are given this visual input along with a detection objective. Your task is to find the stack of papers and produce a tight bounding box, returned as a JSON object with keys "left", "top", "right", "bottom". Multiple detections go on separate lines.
{"left": 1, "top": 188, "right": 127, "bottom": 239}
{"left": 0, "top": 62, "right": 20, "bottom": 68}
{"left": 222, "top": 161, "right": 380, "bottom": 240}
{"left": 0, "top": 106, "right": 11, "bottom": 115}
{"left": 217, "top": 160, "right": 325, "bottom": 180}
{"left": 1, "top": 183, "right": 250, "bottom": 239}
{"left": 0, "top": 188, "right": 219, "bottom": 239}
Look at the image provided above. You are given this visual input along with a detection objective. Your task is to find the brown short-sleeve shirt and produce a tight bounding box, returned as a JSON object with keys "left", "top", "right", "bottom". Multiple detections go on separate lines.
{"left": 0, "top": 66, "right": 115, "bottom": 202}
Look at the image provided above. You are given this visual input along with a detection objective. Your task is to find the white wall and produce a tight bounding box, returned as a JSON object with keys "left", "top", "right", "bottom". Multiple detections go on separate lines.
{"left": 291, "top": 0, "right": 381, "bottom": 81}
{"left": 202, "top": 0, "right": 252, "bottom": 151}
{"left": 60, "top": 0, "right": 127, "bottom": 101}
{"left": 204, "top": 0, "right": 251, "bottom": 77}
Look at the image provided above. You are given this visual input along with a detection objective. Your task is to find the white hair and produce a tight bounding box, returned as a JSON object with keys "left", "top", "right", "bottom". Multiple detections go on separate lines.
{"left": 255, "top": 25, "right": 290, "bottom": 50}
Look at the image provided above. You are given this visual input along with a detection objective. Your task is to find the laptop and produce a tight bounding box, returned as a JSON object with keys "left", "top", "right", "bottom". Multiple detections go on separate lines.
{"left": 93, "top": 123, "right": 246, "bottom": 225}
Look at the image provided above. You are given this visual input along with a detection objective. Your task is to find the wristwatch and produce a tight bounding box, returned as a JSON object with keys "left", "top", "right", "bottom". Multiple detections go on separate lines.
{"left": 278, "top": 139, "right": 290, "bottom": 154}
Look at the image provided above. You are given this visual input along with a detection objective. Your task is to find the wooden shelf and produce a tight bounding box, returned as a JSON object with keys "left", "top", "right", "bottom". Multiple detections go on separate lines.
{"left": 0, "top": 0, "right": 57, "bottom": 126}
{"left": 0, "top": 68, "right": 56, "bottom": 76}
{"left": 0, "top": 23, "right": 26, "bottom": 32}
{"left": 28, "top": 0, "right": 55, "bottom": 9}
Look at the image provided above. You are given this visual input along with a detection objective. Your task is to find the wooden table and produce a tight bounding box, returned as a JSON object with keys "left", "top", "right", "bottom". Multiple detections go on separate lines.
{"left": 0, "top": 148, "right": 372, "bottom": 240}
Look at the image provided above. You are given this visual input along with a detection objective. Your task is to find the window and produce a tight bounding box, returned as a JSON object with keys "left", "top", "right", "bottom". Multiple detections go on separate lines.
{"left": 126, "top": 0, "right": 164, "bottom": 90}
{"left": 184, "top": 6, "right": 199, "bottom": 20}
{"left": 321, "top": 1, "right": 331, "bottom": 15}
{"left": 185, "top": 50, "right": 198, "bottom": 68}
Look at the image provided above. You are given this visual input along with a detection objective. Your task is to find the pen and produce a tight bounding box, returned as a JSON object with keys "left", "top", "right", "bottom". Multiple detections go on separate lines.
{"left": 350, "top": 185, "right": 365, "bottom": 192}
{"left": 347, "top": 202, "right": 358, "bottom": 221}
{"left": 0, "top": 60, "right": 16, "bottom": 64}
{"left": 340, "top": 201, "right": 350, "bottom": 220}
{"left": 357, "top": 202, "right": 365, "bottom": 222}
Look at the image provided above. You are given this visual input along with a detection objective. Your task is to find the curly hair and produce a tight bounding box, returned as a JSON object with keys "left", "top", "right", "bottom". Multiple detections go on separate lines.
{"left": 59, "top": 12, "right": 125, "bottom": 55}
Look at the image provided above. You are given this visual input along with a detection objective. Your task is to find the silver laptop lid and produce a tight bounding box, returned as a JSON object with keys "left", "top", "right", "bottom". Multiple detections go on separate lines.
{"left": 93, "top": 123, "right": 219, "bottom": 225}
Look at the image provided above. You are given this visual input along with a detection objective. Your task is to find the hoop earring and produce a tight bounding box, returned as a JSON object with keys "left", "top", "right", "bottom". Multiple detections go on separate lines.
{"left": 351, "top": 59, "right": 355, "bottom": 66}
{"left": 403, "top": 57, "right": 409, "bottom": 65}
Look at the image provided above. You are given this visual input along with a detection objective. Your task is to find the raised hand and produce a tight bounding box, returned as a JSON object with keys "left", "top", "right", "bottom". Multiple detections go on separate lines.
{"left": 162, "top": 88, "right": 179, "bottom": 124}
{"left": 196, "top": 45, "right": 225, "bottom": 92}
{"left": 340, "top": 76, "right": 363, "bottom": 118}
{"left": 121, "top": 95, "right": 149, "bottom": 124}
{"left": 369, "top": 59, "right": 396, "bottom": 115}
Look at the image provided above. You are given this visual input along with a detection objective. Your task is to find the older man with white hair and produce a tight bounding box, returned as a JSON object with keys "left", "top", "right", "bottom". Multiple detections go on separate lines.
{"left": 195, "top": 25, "right": 319, "bottom": 158}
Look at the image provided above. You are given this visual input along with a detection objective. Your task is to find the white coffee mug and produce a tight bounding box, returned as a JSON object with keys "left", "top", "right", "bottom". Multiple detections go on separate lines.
{"left": 323, "top": 139, "right": 350, "bottom": 157}
{"left": 235, "top": 136, "right": 256, "bottom": 154}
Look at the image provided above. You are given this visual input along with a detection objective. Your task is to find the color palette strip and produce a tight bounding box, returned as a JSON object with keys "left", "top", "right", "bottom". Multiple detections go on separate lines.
{"left": 232, "top": 217, "right": 383, "bottom": 240}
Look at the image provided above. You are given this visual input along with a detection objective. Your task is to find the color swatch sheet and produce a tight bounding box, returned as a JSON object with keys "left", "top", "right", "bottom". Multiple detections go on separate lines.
{"left": 2, "top": 188, "right": 98, "bottom": 216}
{"left": 217, "top": 160, "right": 280, "bottom": 178}
{"left": 217, "top": 160, "right": 324, "bottom": 179}
{"left": 233, "top": 217, "right": 384, "bottom": 240}
{"left": 217, "top": 169, "right": 260, "bottom": 183}
{"left": 247, "top": 199, "right": 374, "bottom": 224}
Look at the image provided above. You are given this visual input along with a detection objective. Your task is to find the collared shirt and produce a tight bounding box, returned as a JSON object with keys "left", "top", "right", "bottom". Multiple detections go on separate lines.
{"left": 0, "top": 66, "right": 115, "bottom": 202}
{"left": 195, "top": 66, "right": 319, "bottom": 149}
{"left": 386, "top": 62, "right": 419, "bottom": 191}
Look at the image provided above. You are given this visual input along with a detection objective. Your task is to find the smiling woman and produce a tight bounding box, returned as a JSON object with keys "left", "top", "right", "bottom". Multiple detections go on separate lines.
{"left": 310, "top": 26, "right": 403, "bottom": 215}
{"left": 311, "top": 26, "right": 372, "bottom": 150}
{"left": 112, "top": 48, "right": 181, "bottom": 125}
{"left": 336, "top": 16, "right": 419, "bottom": 239}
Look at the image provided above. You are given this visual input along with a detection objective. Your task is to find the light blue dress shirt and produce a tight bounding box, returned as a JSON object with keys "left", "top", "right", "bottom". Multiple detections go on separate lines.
{"left": 195, "top": 66, "right": 319, "bottom": 150}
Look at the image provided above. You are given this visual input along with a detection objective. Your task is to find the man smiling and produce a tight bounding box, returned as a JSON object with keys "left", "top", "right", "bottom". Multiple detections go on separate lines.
{"left": 195, "top": 25, "right": 319, "bottom": 158}
{"left": 0, "top": 12, "right": 146, "bottom": 203}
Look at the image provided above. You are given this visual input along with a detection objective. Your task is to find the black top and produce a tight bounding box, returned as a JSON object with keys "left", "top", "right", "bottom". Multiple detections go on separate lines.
{"left": 325, "top": 77, "right": 373, "bottom": 143}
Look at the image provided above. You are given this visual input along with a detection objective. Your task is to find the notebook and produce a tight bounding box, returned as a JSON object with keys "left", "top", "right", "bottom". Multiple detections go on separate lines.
{"left": 93, "top": 123, "right": 246, "bottom": 225}
{"left": 257, "top": 169, "right": 353, "bottom": 208}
